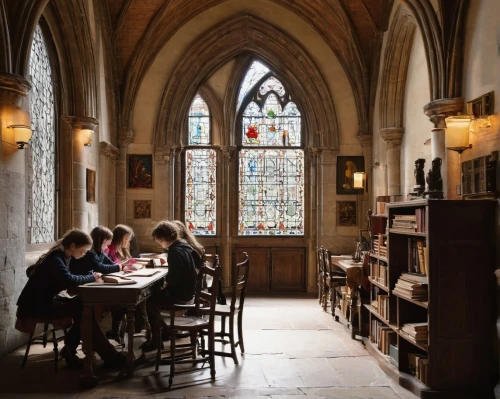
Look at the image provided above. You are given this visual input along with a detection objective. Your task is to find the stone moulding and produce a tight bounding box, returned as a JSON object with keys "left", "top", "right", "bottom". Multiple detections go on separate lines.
{"left": 99, "top": 141, "right": 119, "bottom": 159}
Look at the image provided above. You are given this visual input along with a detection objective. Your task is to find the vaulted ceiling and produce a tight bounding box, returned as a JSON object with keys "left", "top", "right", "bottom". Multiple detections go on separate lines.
{"left": 104, "top": 0, "right": 394, "bottom": 133}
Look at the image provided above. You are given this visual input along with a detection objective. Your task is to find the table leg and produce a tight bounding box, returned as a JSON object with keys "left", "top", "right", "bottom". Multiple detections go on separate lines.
{"left": 141, "top": 301, "right": 151, "bottom": 342}
{"left": 79, "top": 305, "right": 97, "bottom": 387}
{"left": 125, "top": 305, "right": 136, "bottom": 376}
{"left": 350, "top": 288, "right": 358, "bottom": 340}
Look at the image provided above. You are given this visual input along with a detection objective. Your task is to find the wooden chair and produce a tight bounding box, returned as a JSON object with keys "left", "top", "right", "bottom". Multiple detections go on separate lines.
{"left": 317, "top": 247, "right": 331, "bottom": 310}
{"left": 323, "top": 248, "right": 347, "bottom": 321}
{"left": 200, "top": 252, "right": 249, "bottom": 364}
{"left": 15, "top": 313, "right": 71, "bottom": 371}
{"left": 155, "top": 260, "right": 221, "bottom": 388}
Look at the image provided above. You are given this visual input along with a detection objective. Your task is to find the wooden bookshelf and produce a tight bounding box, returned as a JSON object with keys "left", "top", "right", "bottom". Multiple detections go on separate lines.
{"left": 367, "top": 199, "right": 498, "bottom": 398}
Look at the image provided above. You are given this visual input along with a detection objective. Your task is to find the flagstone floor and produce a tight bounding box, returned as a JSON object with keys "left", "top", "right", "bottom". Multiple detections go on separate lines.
{"left": 0, "top": 295, "right": 419, "bottom": 399}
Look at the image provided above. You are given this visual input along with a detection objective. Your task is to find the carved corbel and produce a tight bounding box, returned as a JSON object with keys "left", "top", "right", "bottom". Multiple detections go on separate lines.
{"left": 222, "top": 145, "right": 236, "bottom": 162}
{"left": 118, "top": 130, "right": 133, "bottom": 148}
{"left": 62, "top": 116, "right": 99, "bottom": 131}
{"left": 0, "top": 72, "right": 32, "bottom": 100}
{"left": 357, "top": 134, "right": 373, "bottom": 148}
{"left": 99, "top": 141, "right": 119, "bottom": 159}
{"left": 423, "top": 97, "right": 464, "bottom": 127}
{"left": 379, "top": 127, "right": 404, "bottom": 148}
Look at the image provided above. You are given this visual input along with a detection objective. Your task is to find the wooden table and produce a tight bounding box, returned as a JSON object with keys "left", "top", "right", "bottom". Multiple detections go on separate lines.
{"left": 331, "top": 256, "right": 364, "bottom": 339}
{"left": 76, "top": 269, "right": 168, "bottom": 387}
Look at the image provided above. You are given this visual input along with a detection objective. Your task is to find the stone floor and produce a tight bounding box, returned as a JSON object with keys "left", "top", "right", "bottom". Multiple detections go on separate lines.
{"left": 0, "top": 295, "right": 419, "bottom": 399}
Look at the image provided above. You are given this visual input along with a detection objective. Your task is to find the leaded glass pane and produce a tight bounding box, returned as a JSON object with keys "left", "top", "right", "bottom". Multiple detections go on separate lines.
{"left": 188, "top": 94, "right": 210, "bottom": 145}
{"left": 242, "top": 95, "right": 301, "bottom": 147}
{"left": 238, "top": 149, "right": 304, "bottom": 236}
{"left": 185, "top": 149, "right": 216, "bottom": 235}
{"left": 236, "top": 60, "right": 269, "bottom": 110}
{"left": 28, "top": 24, "right": 55, "bottom": 244}
{"left": 259, "top": 76, "right": 285, "bottom": 97}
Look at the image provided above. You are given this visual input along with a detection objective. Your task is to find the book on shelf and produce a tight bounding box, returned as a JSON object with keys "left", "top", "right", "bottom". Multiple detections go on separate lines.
{"left": 402, "top": 322, "right": 428, "bottom": 341}
{"left": 401, "top": 272, "right": 428, "bottom": 284}
{"left": 407, "top": 238, "right": 427, "bottom": 275}
{"left": 408, "top": 353, "right": 428, "bottom": 384}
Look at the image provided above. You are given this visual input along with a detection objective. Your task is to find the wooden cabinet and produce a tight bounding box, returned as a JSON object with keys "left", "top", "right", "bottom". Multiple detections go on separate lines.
{"left": 234, "top": 247, "right": 306, "bottom": 292}
{"left": 367, "top": 199, "right": 498, "bottom": 398}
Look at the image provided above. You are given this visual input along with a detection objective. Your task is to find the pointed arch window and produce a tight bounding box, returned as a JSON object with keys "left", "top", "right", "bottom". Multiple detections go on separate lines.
{"left": 185, "top": 94, "right": 216, "bottom": 235}
{"left": 238, "top": 61, "right": 304, "bottom": 236}
{"left": 28, "top": 24, "right": 56, "bottom": 243}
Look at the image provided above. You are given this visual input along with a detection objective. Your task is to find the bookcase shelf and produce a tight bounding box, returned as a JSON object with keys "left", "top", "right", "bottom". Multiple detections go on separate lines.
{"left": 368, "top": 199, "right": 498, "bottom": 398}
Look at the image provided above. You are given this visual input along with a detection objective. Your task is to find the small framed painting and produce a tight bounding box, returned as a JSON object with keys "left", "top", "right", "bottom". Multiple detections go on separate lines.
{"left": 336, "top": 156, "right": 365, "bottom": 195}
{"left": 86, "top": 169, "right": 96, "bottom": 203}
{"left": 128, "top": 154, "right": 153, "bottom": 188}
{"left": 134, "top": 200, "right": 151, "bottom": 219}
{"left": 337, "top": 201, "right": 357, "bottom": 226}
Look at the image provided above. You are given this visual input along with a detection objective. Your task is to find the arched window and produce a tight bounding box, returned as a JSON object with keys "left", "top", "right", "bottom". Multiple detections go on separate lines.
{"left": 28, "top": 24, "right": 56, "bottom": 244}
{"left": 185, "top": 94, "right": 216, "bottom": 235}
{"left": 238, "top": 61, "right": 304, "bottom": 236}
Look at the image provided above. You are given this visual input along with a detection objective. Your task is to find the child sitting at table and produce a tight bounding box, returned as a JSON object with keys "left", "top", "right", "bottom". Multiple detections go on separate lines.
{"left": 173, "top": 220, "right": 204, "bottom": 269}
{"left": 70, "top": 225, "right": 138, "bottom": 275}
{"left": 16, "top": 229, "right": 126, "bottom": 369}
{"left": 105, "top": 224, "right": 144, "bottom": 341}
{"left": 141, "top": 220, "right": 198, "bottom": 351}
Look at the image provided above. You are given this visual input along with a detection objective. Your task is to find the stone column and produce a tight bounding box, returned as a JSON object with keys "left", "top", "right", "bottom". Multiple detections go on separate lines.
{"left": 318, "top": 148, "right": 338, "bottom": 249}
{"left": 357, "top": 134, "right": 373, "bottom": 219}
{"left": 99, "top": 141, "right": 119, "bottom": 226}
{"left": 152, "top": 147, "right": 171, "bottom": 222}
{"left": 0, "top": 73, "right": 31, "bottom": 356}
{"left": 221, "top": 145, "right": 235, "bottom": 288}
{"left": 62, "top": 116, "right": 98, "bottom": 231}
{"left": 379, "top": 127, "right": 404, "bottom": 196}
{"left": 116, "top": 130, "right": 132, "bottom": 223}
{"left": 423, "top": 98, "right": 464, "bottom": 198}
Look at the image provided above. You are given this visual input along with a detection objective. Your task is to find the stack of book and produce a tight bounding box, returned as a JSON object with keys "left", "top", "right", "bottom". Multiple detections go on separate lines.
{"left": 391, "top": 215, "right": 417, "bottom": 233}
{"left": 393, "top": 275, "right": 428, "bottom": 301}
{"left": 408, "top": 353, "right": 429, "bottom": 385}
{"left": 371, "top": 320, "right": 397, "bottom": 356}
{"left": 402, "top": 322, "right": 428, "bottom": 343}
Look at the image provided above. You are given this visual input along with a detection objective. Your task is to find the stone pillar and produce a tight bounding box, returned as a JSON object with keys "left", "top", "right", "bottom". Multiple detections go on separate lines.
{"left": 357, "top": 134, "right": 373, "bottom": 220}
{"left": 318, "top": 148, "right": 338, "bottom": 248}
{"left": 99, "top": 141, "right": 119, "bottom": 226}
{"left": 62, "top": 116, "right": 98, "bottom": 232}
{"left": 0, "top": 73, "right": 32, "bottom": 357}
{"left": 379, "top": 127, "right": 404, "bottom": 195}
{"left": 423, "top": 98, "right": 464, "bottom": 198}
{"left": 116, "top": 130, "right": 132, "bottom": 223}
{"left": 221, "top": 145, "right": 235, "bottom": 288}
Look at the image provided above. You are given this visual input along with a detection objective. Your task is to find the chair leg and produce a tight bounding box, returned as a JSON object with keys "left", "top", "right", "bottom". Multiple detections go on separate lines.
{"left": 21, "top": 333, "right": 35, "bottom": 369}
{"left": 236, "top": 310, "right": 245, "bottom": 354}
{"left": 42, "top": 323, "right": 49, "bottom": 348}
{"left": 155, "top": 325, "right": 162, "bottom": 372}
{"left": 208, "top": 327, "right": 216, "bottom": 380}
{"left": 119, "top": 315, "right": 126, "bottom": 348}
{"left": 52, "top": 328, "right": 59, "bottom": 372}
{"left": 169, "top": 329, "right": 176, "bottom": 388}
{"left": 220, "top": 315, "right": 226, "bottom": 338}
{"left": 228, "top": 314, "right": 238, "bottom": 364}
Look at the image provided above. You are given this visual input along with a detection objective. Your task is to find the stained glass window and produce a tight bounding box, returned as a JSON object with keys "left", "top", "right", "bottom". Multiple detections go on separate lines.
{"left": 188, "top": 94, "right": 210, "bottom": 145}
{"left": 238, "top": 63, "right": 304, "bottom": 236}
{"left": 185, "top": 149, "right": 216, "bottom": 235}
{"left": 185, "top": 93, "right": 216, "bottom": 235}
{"left": 236, "top": 60, "right": 269, "bottom": 111}
{"left": 238, "top": 149, "right": 304, "bottom": 235}
{"left": 28, "top": 24, "right": 56, "bottom": 244}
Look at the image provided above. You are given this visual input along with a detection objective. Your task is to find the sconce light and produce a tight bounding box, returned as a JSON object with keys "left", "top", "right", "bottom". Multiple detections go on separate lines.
{"left": 353, "top": 172, "right": 366, "bottom": 191}
{"left": 445, "top": 115, "right": 472, "bottom": 154}
{"left": 7, "top": 125, "right": 33, "bottom": 149}
{"left": 81, "top": 129, "right": 94, "bottom": 147}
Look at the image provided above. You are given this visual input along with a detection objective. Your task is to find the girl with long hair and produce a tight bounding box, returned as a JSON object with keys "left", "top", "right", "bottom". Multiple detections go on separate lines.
{"left": 173, "top": 220, "right": 204, "bottom": 268}
{"left": 141, "top": 220, "right": 198, "bottom": 351}
{"left": 17, "top": 229, "right": 126, "bottom": 369}
{"left": 105, "top": 224, "right": 134, "bottom": 263}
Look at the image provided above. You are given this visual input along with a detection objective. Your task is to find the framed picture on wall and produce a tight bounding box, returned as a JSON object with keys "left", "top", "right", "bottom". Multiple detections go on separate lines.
{"left": 336, "top": 156, "right": 365, "bottom": 195}
{"left": 337, "top": 201, "right": 357, "bottom": 226}
{"left": 128, "top": 154, "right": 153, "bottom": 188}
{"left": 134, "top": 200, "right": 152, "bottom": 219}
{"left": 86, "top": 169, "right": 96, "bottom": 203}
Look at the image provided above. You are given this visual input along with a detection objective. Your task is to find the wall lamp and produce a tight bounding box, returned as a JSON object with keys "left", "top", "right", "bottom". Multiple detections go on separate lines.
{"left": 81, "top": 129, "right": 94, "bottom": 147}
{"left": 7, "top": 125, "right": 33, "bottom": 149}
{"left": 353, "top": 171, "right": 366, "bottom": 191}
{"left": 445, "top": 115, "right": 472, "bottom": 154}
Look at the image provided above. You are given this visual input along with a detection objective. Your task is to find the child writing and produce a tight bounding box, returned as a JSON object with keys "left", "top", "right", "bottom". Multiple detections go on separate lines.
{"left": 141, "top": 220, "right": 198, "bottom": 351}
{"left": 16, "top": 229, "right": 126, "bottom": 369}
{"left": 70, "top": 225, "right": 138, "bottom": 276}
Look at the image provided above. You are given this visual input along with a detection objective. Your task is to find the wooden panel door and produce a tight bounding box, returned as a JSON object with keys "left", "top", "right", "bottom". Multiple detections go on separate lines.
{"left": 271, "top": 248, "right": 305, "bottom": 291}
{"left": 235, "top": 247, "right": 270, "bottom": 292}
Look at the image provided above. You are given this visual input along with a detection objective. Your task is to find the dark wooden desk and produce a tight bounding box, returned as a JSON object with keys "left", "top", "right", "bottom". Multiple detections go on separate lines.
{"left": 76, "top": 269, "right": 168, "bottom": 387}
{"left": 330, "top": 256, "right": 364, "bottom": 339}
